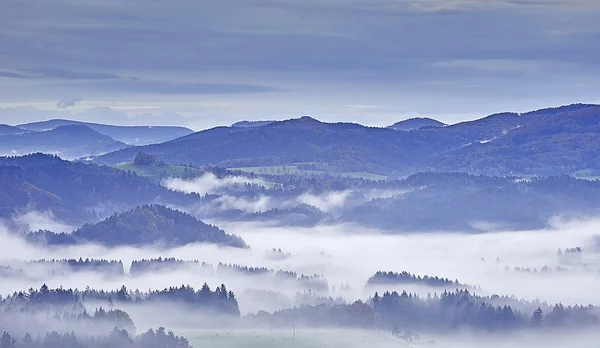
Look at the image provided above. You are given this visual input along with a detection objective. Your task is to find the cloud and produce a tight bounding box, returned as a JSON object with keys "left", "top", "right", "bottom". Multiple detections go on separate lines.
{"left": 163, "top": 173, "right": 267, "bottom": 196}
{"left": 56, "top": 98, "right": 83, "bottom": 109}
{"left": 297, "top": 191, "right": 352, "bottom": 213}
{"left": 8, "top": 210, "right": 76, "bottom": 233}
{"left": 0, "top": 0, "right": 600, "bottom": 127}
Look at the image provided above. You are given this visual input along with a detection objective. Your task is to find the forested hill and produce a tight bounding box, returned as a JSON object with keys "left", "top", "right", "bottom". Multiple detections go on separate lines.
{"left": 425, "top": 105, "right": 600, "bottom": 176}
{"left": 93, "top": 104, "right": 600, "bottom": 177}
{"left": 18, "top": 119, "right": 194, "bottom": 145}
{"left": 27, "top": 205, "right": 248, "bottom": 248}
{"left": 0, "top": 153, "right": 196, "bottom": 224}
{"left": 94, "top": 116, "right": 451, "bottom": 173}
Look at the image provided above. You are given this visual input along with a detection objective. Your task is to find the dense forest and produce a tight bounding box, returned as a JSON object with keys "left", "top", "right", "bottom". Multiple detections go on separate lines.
{"left": 247, "top": 289, "right": 600, "bottom": 333}
{"left": 25, "top": 205, "right": 248, "bottom": 248}
{"left": 0, "top": 154, "right": 197, "bottom": 224}
{"left": 366, "top": 271, "right": 472, "bottom": 290}
{"left": 0, "top": 284, "right": 193, "bottom": 348}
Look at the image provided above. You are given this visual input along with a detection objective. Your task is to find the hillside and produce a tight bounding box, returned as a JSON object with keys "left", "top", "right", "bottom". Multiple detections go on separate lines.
{"left": 342, "top": 173, "right": 600, "bottom": 231}
{"left": 0, "top": 153, "right": 196, "bottom": 223}
{"left": 28, "top": 205, "right": 248, "bottom": 248}
{"left": 427, "top": 105, "right": 600, "bottom": 176}
{"left": 0, "top": 165, "right": 64, "bottom": 218}
{"left": 94, "top": 117, "right": 454, "bottom": 174}
{"left": 388, "top": 117, "right": 445, "bottom": 131}
{"left": 93, "top": 104, "right": 600, "bottom": 177}
{"left": 18, "top": 119, "right": 193, "bottom": 145}
{"left": 0, "top": 125, "right": 127, "bottom": 159}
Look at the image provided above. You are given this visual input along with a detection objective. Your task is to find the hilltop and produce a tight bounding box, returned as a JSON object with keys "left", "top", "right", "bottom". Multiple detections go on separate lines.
{"left": 387, "top": 117, "right": 445, "bottom": 131}
{"left": 27, "top": 204, "right": 248, "bottom": 248}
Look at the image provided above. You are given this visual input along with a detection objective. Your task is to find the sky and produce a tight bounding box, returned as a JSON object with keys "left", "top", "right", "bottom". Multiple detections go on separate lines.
{"left": 1, "top": 0, "right": 600, "bottom": 130}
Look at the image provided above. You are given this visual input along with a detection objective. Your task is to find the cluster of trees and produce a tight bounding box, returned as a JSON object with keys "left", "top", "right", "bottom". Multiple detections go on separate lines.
{"left": 265, "top": 248, "right": 292, "bottom": 260}
{"left": 366, "top": 271, "right": 468, "bottom": 289}
{"left": 80, "top": 284, "right": 241, "bottom": 317}
{"left": 0, "top": 285, "right": 136, "bottom": 335}
{"left": 31, "top": 259, "right": 125, "bottom": 276}
{"left": 0, "top": 265, "right": 24, "bottom": 278}
{"left": 216, "top": 263, "right": 329, "bottom": 294}
{"left": 247, "top": 288, "right": 600, "bottom": 333}
{"left": 130, "top": 258, "right": 212, "bottom": 275}
{"left": 133, "top": 152, "right": 165, "bottom": 166}
{"left": 0, "top": 327, "right": 191, "bottom": 348}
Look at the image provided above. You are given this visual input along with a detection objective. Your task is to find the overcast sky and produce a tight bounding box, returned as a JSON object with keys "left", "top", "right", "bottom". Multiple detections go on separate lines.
{"left": 1, "top": 0, "right": 599, "bottom": 130}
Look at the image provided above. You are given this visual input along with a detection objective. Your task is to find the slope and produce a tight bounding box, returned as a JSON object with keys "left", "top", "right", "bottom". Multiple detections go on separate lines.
{"left": 18, "top": 119, "right": 194, "bottom": 145}
{"left": 428, "top": 105, "right": 600, "bottom": 176}
{"left": 0, "top": 125, "right": 127, "bottom": 159}
{"left": 0, "top": 153, "right": 197, "bottom": 223}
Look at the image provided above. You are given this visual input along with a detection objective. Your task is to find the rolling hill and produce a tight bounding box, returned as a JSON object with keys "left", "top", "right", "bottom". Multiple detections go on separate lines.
{"left": 426, "top": 105, "right": 600, "bottom": 176}
{"left": 94, "top": 116, "right": 454, "bottom": 173}
{"left": 0, "top": 153, "right": 197, "bottom": 224}
{"left": 18, "top": 119, "right": 193, "bottom": 145}
{"left": 0, "top": 125, "right": 127, "bottom": 159}
{"left": 93, "top": 103, "right": 600, "bottom": 177}
{"left": 26, "top": 204, "right": 248, "bottom": 248}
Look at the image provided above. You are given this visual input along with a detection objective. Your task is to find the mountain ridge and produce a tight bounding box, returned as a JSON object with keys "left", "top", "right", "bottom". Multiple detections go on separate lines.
{"left": 18, "top": 118, "right": 194, "bottom": 145}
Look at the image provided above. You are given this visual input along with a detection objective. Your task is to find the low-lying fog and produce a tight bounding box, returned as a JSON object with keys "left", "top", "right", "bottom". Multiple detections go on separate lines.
{"left": 3, "top": 216, "right": 600, "bottom": 311}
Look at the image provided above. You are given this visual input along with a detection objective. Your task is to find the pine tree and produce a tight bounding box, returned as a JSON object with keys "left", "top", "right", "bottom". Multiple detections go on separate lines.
{"left": 531, "top": 307, "right": 543, "bottom": 328}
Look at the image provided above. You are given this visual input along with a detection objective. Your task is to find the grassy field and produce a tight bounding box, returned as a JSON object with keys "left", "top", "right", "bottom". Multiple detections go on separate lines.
{"left": 229, "top": 165, "right": 388, "bottom": 181}
{"left": 116, "top": 162, "right": 204, "bottom": 180}
{"left": 182, "top": 329, "right": 409, "bottom": 348}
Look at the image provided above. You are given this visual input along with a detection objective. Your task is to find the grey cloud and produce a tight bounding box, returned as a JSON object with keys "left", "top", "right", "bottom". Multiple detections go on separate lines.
{"left": 17, "top": 68, "right": 122, "bottom": 80}
{"left": 0, "top": 0, "right": 599, "bottom": 125}
{"left": 56, "top": 98, "right": 83, "bottom": 109}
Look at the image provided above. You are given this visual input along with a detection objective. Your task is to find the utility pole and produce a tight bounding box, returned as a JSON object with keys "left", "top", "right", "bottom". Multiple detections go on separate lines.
{"left": 292, "top": 324, "right": 296, "bottom": 340}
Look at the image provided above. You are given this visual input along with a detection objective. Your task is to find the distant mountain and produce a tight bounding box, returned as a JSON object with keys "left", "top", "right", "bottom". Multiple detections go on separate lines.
{"left": 427, "top": 105, "right": 600, "bottom": 176}
{"left": 26, "top": 205, "right": 248, "bottom": 248}
{"left": 94, "top": 116, "right": 450, "bottom": 173}
{"left": 94, "top": 104, "right": 600, "bottom": 177}
{"left": 18, "top": 119, "right": 193, "bottom": 145}
{"left": 0, "top": 124, "right": 28, "bottom": 136}
{"left": 0, "top": 153, "right": 196, "bottom": 224}
{"left": 0, "top": 125, "right": 127, "bottom": 159}
{"left": 231, "top": 120, "right": 276, "bottom": 128}
{"left": 388, "top": 117, "right": 445, "bottom": 131}
{"left": 27, "top": 205, "right": 248, "bottom": 248}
